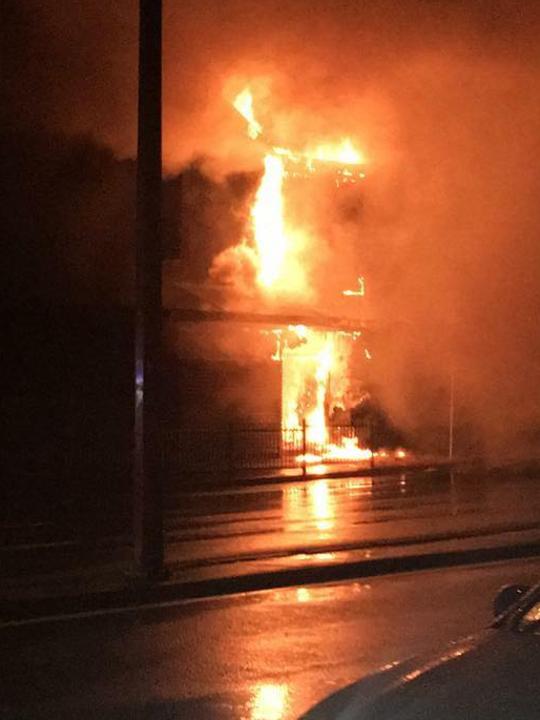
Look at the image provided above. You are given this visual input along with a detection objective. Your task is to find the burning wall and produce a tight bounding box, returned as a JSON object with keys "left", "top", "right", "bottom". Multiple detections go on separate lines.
{"left": 185, "top": 86, "right": 403, "bottom": 465}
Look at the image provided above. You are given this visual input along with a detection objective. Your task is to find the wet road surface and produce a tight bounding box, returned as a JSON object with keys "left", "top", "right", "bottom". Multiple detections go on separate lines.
{"left": 164, "top": 471, "right": 540, "bottom": 579}
{"left": 2, "top": 557, "right": 539, "bottom": 719}
{"left": 4, "top": 470, "right": 540, "bottom": 589}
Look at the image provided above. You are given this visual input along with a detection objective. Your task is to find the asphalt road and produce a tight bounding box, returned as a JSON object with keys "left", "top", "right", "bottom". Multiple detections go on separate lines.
{"left": 2, "top": 557, "right": 539, "bottom": 719}
{"left": 5, "top": 470, "right": 540, "bottom": 596}
{"left": 164, "top": 471, "right": 540, "bottom": 580}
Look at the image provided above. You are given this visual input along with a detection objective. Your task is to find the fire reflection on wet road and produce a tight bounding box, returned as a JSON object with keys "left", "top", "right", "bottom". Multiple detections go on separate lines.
{"left": 283, "top": 478, "right": 340, "bottom": 536}
{"left": 250, "top": 683, "right": 289, "bottom": 720}
{"left": 165, "top": 472, "right": 540, "bottom": 579}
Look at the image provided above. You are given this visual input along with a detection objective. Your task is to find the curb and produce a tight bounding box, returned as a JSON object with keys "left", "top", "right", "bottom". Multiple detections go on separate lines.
{"left": 3, "top": 537, "right": 540, "bottom": 624}
{"left": 173, "top": 461, "right": 454, "bottom": 493}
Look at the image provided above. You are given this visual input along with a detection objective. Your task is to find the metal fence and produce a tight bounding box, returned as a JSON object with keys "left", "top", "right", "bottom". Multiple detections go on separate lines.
{"left": 161, "top": 422, "right": 404, "bottom": 477}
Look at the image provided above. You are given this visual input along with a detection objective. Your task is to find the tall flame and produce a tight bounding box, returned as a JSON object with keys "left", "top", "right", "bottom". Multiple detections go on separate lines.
{"left": 251, "top": 154, "right": 288, "bottom": 287}
{"left": 282, "top": 328, "right": 346, "bottom": 447}
{"left": 231, "top": 85, "right": 392, "bottom": 465}
{"left": 305, "top": 335, "right": 334, "bottom": 446}
{"left": 232, "top": 86, "right": 364, "bottom": 295}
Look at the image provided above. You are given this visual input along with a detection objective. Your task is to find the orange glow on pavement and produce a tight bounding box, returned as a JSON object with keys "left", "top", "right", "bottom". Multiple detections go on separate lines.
{"left": 310, "top": 479, "right": 335, "bottom": 532}
{"left": 250, "top": 683, "right": 289, "bottom": 720}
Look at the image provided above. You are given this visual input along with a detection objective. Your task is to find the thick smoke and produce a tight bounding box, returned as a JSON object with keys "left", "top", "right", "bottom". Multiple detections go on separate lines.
{"left": 5, "top": 0, "right": 540, "bottom": 459}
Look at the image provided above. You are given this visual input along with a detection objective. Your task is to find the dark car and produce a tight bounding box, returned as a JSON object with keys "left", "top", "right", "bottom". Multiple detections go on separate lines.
{"left": 301, "top": 582, "right": 539, "bottom": 719}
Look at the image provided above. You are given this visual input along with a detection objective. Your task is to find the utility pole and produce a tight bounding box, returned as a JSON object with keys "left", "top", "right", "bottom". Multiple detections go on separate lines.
{"left": 133, "top": 0, "right": 164, "bottom": 580}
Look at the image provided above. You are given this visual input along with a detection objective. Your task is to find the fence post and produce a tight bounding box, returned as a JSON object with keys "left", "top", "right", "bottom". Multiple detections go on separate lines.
{"left": 227, "top": 424, "right": 235, "bottom": 479}
{"left": 302, "top": 418, "right": 307, "bottom": 478}
{"left": 369, "top": 419, "right": 375, "bottom": 469}
{"left": 448, "top": 368, "right": 455, "bottom": 462}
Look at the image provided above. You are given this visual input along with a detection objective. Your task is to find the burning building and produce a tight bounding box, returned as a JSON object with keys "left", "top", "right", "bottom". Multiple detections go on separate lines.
{"left": 163, "top": 84, "right": 408, "bottom": 472}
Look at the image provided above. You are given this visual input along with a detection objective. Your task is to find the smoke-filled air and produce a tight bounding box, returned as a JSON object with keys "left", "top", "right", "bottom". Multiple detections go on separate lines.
{"left": 4, "top": 0, "right": 540, "bottom": 460}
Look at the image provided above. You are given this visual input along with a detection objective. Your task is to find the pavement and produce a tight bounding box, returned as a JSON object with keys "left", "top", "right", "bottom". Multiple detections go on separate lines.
{"left": 2, "top": 466, "right": 540, "bottom": 622}
{"left": 187, "top": 456, "right": 452, "bottom": 487}
{"left": 2, "top": 557, "right": 540, "bottom": 719}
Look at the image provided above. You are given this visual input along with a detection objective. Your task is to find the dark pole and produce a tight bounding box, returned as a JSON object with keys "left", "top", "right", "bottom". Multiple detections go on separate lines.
{"left": 448, "top": 367, "right": 455, "bottom": 462}
{"left": 133, "top": 0, "right": 164, "bottom": 580}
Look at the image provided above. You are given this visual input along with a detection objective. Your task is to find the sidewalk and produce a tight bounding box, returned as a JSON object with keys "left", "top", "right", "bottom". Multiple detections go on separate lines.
{"left": 183, "top": 456, "right": 453, "bottom": 490}
{"left": 2, "top": 461, "right": 539, "bottom": 623}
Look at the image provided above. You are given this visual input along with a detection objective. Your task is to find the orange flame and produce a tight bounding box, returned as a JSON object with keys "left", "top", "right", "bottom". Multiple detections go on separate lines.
{"left": 309, "top": 138, "right": 364, "bottom": 165}
{"left": 251, "top": 154, "right": 288, "bottom": 287}
{"left": 233, "top": 86, "right": 364, "bottom": 295}
{"left": 304, "top": 335, "right": 334, "bottom": 446}
{"left": 231, "top": 85, "right": 405, "bottom": 465}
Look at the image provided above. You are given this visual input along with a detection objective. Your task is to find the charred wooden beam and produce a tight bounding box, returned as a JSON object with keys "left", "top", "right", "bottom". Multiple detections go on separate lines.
{"left": 164, "top": 308, "right": 369, "bottom": 334}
